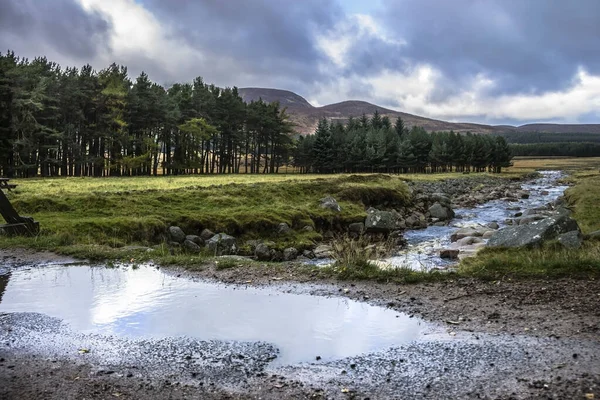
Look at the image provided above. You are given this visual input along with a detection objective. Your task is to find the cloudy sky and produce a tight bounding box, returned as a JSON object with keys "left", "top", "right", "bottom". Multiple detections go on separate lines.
{"left": 1, "top": 0, "right": 599, "bottom": 125}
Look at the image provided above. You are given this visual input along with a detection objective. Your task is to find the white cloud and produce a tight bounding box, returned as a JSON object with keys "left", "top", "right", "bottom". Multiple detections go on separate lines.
{"left": 77, "top": 0, "right": 204, "bottom": 81}
{"left": 316, "top": 13, "right": 405, "bottom": 68}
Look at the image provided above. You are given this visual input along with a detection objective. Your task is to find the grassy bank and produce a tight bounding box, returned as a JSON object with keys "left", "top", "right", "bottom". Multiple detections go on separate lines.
{"left": 0, "top": 174, "right": 415, "bottom": 259}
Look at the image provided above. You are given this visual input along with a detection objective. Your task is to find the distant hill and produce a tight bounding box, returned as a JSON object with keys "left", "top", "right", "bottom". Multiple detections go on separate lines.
{"left": 237, "top": 87, "right": 600, "bottom": 136}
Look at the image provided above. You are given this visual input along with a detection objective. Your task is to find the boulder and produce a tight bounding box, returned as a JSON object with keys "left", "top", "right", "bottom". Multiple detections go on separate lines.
{"left": 206, "top": 233, "right": 238, "bottom": 255}
{"left": 486, "top": 222, "right": 500, "bottom": 230}
{"left": 254, "top": 243, "right": 272, "bottom": 261}
{"left": 482, "top": 231, "right": 495, "bottom": 240}
{"left": 314, "top": 245, "right": 333, "bottom": 259}
{"left": 487, "top": 215, "right": 580, "bottom": 248}
{"left": 186, "top": 235, "right": 204, "bottom": 246}
{"left": 302, "top": 250, "right": 315, "bottom": 259}
{"left": 440, "top": 249, "right": 460, "bottom": 259}
{"left": 428, "top": 202, "right": 455, "bottom": 221}
{"left": 365, "top": 208, "right": 401, "bottom": 233}
{"left": 200, "top": 229, "right": 216, "bottom": 241}
{"left": 451, "top": 227, "right": 488, "bottom": 242}
{"left": 168, "top": 226, "right": 186, "bottom": 243}
{"left": 320, "top": 196, "right": 341, "bottom": 212}
{"left": 244, "top": 240, "right": 261, "bottom": 252}
{"left": 430, "top": 193, "right": 452, "bottom": 206}
{"left": 277, "top": 222, "right": 292, "bottom": 235}
{"left": 283, "top": 247, "right": 299, "bottom": 261}
{"left": 588, "top": 230, "right": 600, "bottom": 239}
{"left": 302, "top": 225, "right": 315, "bottom": 232}
{"left": 348, "top": 222, "right": 365, "bottom": 233}
{"left": 558, "top": 231, "right": 583, "bottom": 249}
{"left": 457, "top": 236, "right": 484, "bottom": 246}
{"left": 518, "top": 191, "right": 530, "bottom": 199}
{"left": 183, "top": 239, "right": 202, "bottom": 253}
{"left": 516, "top": 215, "right": 545, "bottom": 226}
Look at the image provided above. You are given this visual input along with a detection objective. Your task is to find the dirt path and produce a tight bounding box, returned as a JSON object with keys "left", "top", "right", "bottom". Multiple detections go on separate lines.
{"left": 1, "top": 251, "right": 599, "bottom": 399}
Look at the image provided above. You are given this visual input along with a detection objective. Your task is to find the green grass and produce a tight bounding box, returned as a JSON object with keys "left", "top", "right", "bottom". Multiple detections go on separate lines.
{"left": 1, "top": 174, "right": 415, "bottom": 257}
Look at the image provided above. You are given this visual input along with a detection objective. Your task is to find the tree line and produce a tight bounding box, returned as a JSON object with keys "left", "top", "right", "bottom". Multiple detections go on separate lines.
{"left": 294, "top": 113, "right": 512, "bottom": 173}
{"left": 0, "top": 51, "right": 512, "bottom": 178}
{"left": 0, "top": 51, "right": 293, "bottom": 178}
{"left": 510, "top": 142, "right": 600, "bottom": 157}
{"left": 498, "top": 131, "right": 600, "bottom": 144}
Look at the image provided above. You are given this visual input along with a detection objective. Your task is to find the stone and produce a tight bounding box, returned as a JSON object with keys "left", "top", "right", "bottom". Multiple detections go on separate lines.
{"left": 200, "top": 229, "right": 216, "bottom": 241}
{"left": 486, "top": 222, "right": 500, "bottom": 230}
{"left": 270, "top": 250, "right": 284, "bottom": 262}
{"left": 518, "top": 191, "right": 530, "bottom": 199}
{"left": 277, "top": 222, "right": 291, "bottom": 235}
{"left": 451, "top": 227, "right": 487, "bottom": 242}
{"left": 487, "top": 215, "right": 580, "bottom": 248}
{"left": 254, "top": 243, "right": 272, "bottom": 261}
{"left": 430, "top": 193, "right": 452, "bottom": 206}
{"left": 482, "top": 231, "right": 495, "bottom": 240}
{"left": 457, "top": 236, "right": 484, "bottom": 246}
{"left": 206, "top": 233, "right": 237, "bottom": 255}
{"left": 283, "top": 247, "right": 299, "bottom": 261}
{"left": 541, "top": 190, "right": 549, "bottom": 195}
{"left": 517, "top": 215, "right": 545, "bottom": 225}
{"left": 168, "top": 226, "right": 186, "bottom": 243}
{"left": 244, "top": 240, "right": 261, "bottom": 251}
{"left": 348, "top": 222, "right": 365, "bottom": 233}
{"left": 428, "top": 202, "right": 455, "bottom": 221}
{"left": 302, "top": 250, "right": 315, "bottom": 259}
{"left": 186, "top": 235, "right": 204, "bottom": 246}
{"left": 314, "top": 245, "right": 333, "bottom": 259}
{"left": 440, "top": 249, "right": 460, "bottom": 259}
{"left": 319, "top": 196, "right": 341, "bottom": 212}
{"left": 589, "top": 230, "right": 600, "bottom": 239}
{"left": 405, "top": 215, "right": 418, "bottom": 228}
{"left": 302, "top": 225, "right": 315, "bottom": 232}
{"left": 365, "top": 208, "right": 400, "bottom": 233}
{"left": 183, "top": 239, "right": 202, "bottom": 253}
{"left": 558, "top": 231, "right": 583, "bottom": 249}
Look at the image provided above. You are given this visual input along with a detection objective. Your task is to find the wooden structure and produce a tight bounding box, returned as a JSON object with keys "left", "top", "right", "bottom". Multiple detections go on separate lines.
{"left": 0, "top": 178, "right": 39, "bottom": 235}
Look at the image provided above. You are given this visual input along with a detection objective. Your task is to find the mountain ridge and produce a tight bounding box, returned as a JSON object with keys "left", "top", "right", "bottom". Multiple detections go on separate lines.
{"left": 237, "top": 87, "right": 600, "bottom": 135}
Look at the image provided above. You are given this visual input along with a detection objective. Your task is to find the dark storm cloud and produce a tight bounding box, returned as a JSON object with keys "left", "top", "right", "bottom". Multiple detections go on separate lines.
{"left": 0, "top": 0, "right": 111, "bottom": 59}
{"left": 143, "top": 0, "right": 343, "bottom": 87}
{"left": 374, "top": 0, "right": 600, "bottom": 99}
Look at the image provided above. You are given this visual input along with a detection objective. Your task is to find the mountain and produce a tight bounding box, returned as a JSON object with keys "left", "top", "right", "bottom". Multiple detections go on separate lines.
{"left": 237, "top": 88, "right": 600, "bottom": 135}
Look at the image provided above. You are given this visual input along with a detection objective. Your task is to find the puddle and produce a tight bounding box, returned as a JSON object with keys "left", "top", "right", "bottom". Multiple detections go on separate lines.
{"left": 0, "top": 265, "right": 428, "bottom": 365}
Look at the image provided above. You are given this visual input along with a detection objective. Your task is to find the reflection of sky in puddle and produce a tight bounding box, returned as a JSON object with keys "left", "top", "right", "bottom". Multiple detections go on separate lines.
{"left": 0, "top": 265, "right": 427, "bottom": 364}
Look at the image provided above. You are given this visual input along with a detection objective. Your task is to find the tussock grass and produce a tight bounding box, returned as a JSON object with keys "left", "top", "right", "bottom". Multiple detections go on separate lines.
{"left": 459, "top": 242, "right": 600, "bottom": 280}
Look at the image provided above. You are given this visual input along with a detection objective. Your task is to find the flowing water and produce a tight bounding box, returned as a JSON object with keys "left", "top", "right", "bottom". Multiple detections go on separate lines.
{"left": 0, "top": 265, "right": 430, "bottom": 365}
{"left": 384, "top": 170, "right": 568, "bottom": 270}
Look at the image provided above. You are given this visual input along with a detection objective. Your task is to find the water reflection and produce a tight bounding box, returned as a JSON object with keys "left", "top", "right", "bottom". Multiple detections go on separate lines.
{"left": 0, "top": 265, "right": 426, "bottom": 364}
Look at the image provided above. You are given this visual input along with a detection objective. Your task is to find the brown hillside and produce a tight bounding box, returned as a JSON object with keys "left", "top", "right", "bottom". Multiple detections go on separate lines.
{"left": 238, "top": 88, "right": 600, "bottom": 136}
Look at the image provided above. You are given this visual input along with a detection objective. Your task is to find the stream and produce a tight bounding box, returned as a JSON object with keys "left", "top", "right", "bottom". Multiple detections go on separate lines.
{"left": 384, "top": 170, "right": 569, "bottom": 270}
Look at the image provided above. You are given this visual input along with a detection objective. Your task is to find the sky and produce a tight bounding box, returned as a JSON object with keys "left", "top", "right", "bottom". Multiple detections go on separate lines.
{"left": 1, "top": 0, "right": 599, "bottom": 125}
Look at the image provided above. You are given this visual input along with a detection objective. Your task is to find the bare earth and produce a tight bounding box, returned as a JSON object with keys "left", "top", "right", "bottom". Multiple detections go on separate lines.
{"left": 1, "top": 251, "right": 599, "bottom": 399}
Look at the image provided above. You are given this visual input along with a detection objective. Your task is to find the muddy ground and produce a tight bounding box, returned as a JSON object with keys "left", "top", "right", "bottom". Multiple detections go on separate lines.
{"left": 1, "top": 250, "right": 599, "bottom": 399}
